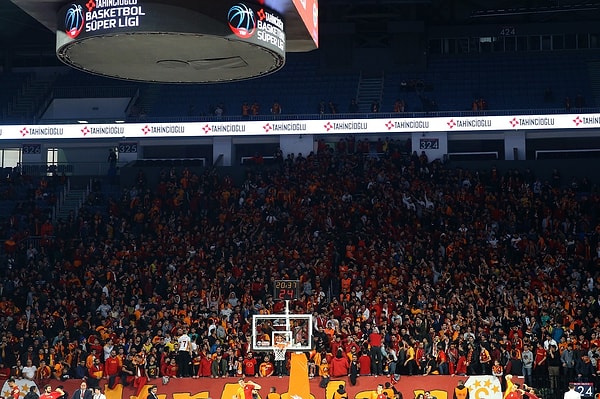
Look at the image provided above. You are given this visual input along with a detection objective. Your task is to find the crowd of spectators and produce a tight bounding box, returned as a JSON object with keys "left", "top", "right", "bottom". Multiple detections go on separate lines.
{"left": 0, "top": 138, "right": 598, "bottom": 398}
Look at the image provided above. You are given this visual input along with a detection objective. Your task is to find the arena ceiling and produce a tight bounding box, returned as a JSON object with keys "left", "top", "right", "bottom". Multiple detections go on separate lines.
{"left": 0, "top": 0, "right": 56, "bottom": 62}
{"left": 0, "top": 0, "right": 599, "bottom": 70}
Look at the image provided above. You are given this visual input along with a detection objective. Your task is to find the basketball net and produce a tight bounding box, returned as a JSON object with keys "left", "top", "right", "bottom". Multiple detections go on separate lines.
{"left": 273, "top": 342, "right": 289, "bottom": 361}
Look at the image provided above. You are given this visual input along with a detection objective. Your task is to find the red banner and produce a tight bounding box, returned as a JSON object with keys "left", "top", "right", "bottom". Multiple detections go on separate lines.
{"left": 1, "top": 375, "right": 522, "bottom": 399}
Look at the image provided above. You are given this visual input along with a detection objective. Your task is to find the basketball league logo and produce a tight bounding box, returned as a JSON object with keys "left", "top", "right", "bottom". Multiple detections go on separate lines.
{"left": 64, "top": 3, "right": 85, "bottom": 38}
{"left": 227, "top": 3, "right": 257, "bottom": 38}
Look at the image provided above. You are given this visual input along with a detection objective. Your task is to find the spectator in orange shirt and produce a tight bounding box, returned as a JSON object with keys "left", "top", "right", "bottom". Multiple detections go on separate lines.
{"left": 340, "top": 274, "right": 351, "bottom": 293}
{"left": 51, "top": 361, "right": 66, "bottom": 381}
{"left": 258, "top": 355, "right": 274, "bottom": 377}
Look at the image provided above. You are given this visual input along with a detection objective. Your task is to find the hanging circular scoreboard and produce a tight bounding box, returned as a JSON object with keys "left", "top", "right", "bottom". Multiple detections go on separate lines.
{"left": 56, "top": 1, "right": 286, "bottom": 83}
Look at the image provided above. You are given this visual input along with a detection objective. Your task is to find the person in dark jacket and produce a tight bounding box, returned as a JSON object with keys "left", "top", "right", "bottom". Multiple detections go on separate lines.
{"left": 24, "top": 387, "right": 39, "bottom": 399}
{"left": 349, "top": 354, "right": 359, "bottom": 386}
{"left": 575, "top": 354, "right": 595, "bottom": 382}
{"left": 332, "top": 384, "right": 348, "bottom": 399}
{"left": 504, "top": 350, "right": 523, "bottom": 377}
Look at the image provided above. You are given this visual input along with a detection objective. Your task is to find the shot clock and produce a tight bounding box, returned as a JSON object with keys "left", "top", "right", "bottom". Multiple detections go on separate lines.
{"left": 273, "top": 280, "right": 300, "bottom": 300}
{"left": 571, "top": 382, "right": 594, "bottom": 398}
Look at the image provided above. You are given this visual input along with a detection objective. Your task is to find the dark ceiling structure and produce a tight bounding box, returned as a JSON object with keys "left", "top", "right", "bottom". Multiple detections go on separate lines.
{"left": 0, "top": 0, "right": 56, "bottom": 66}
{"left": 0, "top": 0, "right": 599, "bottom": 71}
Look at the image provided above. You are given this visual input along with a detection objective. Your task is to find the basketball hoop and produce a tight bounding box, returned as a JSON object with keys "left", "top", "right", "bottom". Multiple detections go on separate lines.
{"left": 273, "top": 342, "right": 289, "bottom": 361}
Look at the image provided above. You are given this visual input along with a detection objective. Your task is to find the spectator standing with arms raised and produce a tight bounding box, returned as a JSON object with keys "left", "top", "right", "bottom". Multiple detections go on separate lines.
{"left": 236, "top": 379, "right": 262, "bottom": 399}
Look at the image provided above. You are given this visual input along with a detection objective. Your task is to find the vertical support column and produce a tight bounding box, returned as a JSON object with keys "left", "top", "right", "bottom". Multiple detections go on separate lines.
{"left": 284, "top": 300, "right": 290, "bottom": 332}
{"left": 22, "top": 144, "right": 44, "bottom": 163}
{"left": 504, "top": 131, "right": 526, "bottom": 160}
{"left": 280, "top": 135, "right": 314, "bottom": 158}
{"left": 117, "top": 142, "right": 139, "bottom": 164}
{"left": 21, "top": 143, "right": 44, "bottom": 177}
{"left": 411, "top": 132, "right": 448, "bottom": 162}
{"left": 213, "top": 136, "right": 233, "bottom": 166}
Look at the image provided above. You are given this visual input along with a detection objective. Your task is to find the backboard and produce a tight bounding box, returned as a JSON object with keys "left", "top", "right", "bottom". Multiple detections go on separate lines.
{"left": 252, "top": 312, "right": 313, "bottom": 352}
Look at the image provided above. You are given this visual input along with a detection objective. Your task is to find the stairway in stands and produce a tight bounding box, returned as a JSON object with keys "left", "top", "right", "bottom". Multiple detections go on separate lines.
{"left": 54, "top": 188, "right": 87, "bottom": 222}
{"left": 5, "top": 76, "right": 54, "bottom": 123}
{"left": 587, "top": 61, "right": 600, "bottom": 107}
{"left": 356, "top": 71, "right": 384, "bottom": 113}
{"left": 132, "top": 85, "right": 162, "bottom": 118}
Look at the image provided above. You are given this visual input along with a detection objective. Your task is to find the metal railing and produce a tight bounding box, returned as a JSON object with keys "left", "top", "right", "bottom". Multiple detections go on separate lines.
{"left": 18, "top": 235, "right": 57, "bottom": 254}
{"left": 133, "top": 158, "right": 206, "bottom": 167}
{"left": 19, "top": 162, "right": 113, "bottom": 177}
{"left": 241, "top": 156, "right": 276, "bottom": 165}
{"left": 21, "top": 163, "right": 75, "bottom": 176}
{"left": 447, "top": 151, "right": 499, "bottom": 160}
{"left": 51, "top": 86, "right": 139, "bottom": 98}
{"left": 535, "top": 148, "right": 600, "bottom": 159}
{"left": 34, "top": 107, "right": 600, "bottom": 125}
{"left": 52, "top": 178, "right": 71, "bottom": 222}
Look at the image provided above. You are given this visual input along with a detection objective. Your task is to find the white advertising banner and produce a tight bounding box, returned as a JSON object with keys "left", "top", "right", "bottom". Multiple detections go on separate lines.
{"left": 1, "top": 113, "right": 598, "bottom": 140}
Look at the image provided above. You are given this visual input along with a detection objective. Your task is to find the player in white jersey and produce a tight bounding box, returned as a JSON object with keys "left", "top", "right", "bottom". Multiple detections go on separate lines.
{"left": 176, "top": 326, "right": 193, "bottom": 377}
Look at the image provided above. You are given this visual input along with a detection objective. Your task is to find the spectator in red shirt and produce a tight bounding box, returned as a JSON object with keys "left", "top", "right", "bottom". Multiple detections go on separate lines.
{"left": 8, "top": 378, "right": 20, "bottom": 399}
{"left": 454, "top": 351, "right": 468, "bottom": 376}
{"left": 40, "top": 219, "right": 54, "bottom": 237}
{"left": 369, "top": 327, "right": 383, "bottom": 376}
{"left": 39, "top": 385, "right": 64, "bottom": 399}
{"left": 330, "top": 348, "right": 350, "bottom": 377}
{"left": 195, "top": 350, "right": 212, "bottom": 378}
{"left": 437, "top": 347, "right": 449, "bottom": 375}
{"left": 358, "top": 352, "right": 371, "bottom": 376}
{"left": 242, "top": 352, "right": 257, "bottom": 377}
{"left": 159, "top": 356, "right": 171, "bottom": 378}
{"left": 163, "top": 358, "right": 178, "bottom": 379}
{"left": 237, "top": 379, "right": 262, "bottom": 399}
{"left": 0, "top": 364, "right": 13, "bottom": 380}
{"left": 104, "top": 350, "right": 122, "bottom": 389}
